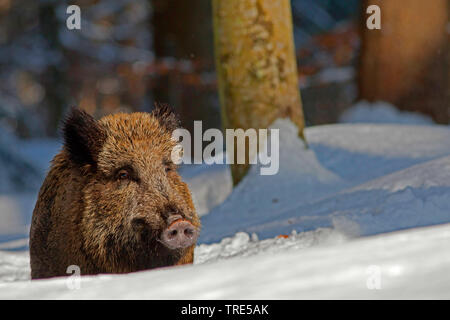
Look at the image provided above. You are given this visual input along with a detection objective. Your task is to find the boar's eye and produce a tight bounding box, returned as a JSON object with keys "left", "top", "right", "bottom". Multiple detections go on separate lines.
{"left": 115, "top": 166, "right": 137, "bottom": 181}
{"left": 163, "top": 160, "right": 176, "bottom": 173}
{"left": 117, "top": 169, "right": 130, "bottom": 180}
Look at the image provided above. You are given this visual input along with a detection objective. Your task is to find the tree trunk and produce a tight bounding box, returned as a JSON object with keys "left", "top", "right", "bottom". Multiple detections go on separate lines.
{"left": 359, "top": 0, "right": 449, "bottom": 123}
{"left": 213, "top": 0, "right": 305, "bottom": 185}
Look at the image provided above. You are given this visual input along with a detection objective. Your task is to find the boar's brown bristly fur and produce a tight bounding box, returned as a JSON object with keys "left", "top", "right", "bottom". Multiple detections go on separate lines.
{"left": 152, "top": 102, "right": 181, "bottom": 132}
{"left": 29, "top": 105, "right": 200, "bottom": 279}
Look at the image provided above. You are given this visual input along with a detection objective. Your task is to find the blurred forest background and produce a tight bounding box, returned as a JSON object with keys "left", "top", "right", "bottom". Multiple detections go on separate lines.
{"left": 0, "top": 0, "right": 447, "bottom": 137}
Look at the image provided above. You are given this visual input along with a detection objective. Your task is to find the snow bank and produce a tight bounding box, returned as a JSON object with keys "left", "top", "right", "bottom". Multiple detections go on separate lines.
{"left": 200, "top": 120, "right": 450, "bottom": 243}
{"left": 340, "top": 101, "right": 434, "bottom": 125}
{"left": 179, "top": 159, "right": 232, "bottom": 217}
{"left": 0, "top": 251, "right": 29, "bottom": 283}
{"left": 1, "top": 223, "right": 449, "bottom": 299}
{"left": 195, "top": 228, "right": 345, "bottom": 265}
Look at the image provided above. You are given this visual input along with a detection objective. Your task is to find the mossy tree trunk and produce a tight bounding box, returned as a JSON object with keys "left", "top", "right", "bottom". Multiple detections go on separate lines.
{"left": 359, "top": 0, "right": 449, "bottom": 123}
{"left": 213, "top": 0, "right": 305, "bottom": 185}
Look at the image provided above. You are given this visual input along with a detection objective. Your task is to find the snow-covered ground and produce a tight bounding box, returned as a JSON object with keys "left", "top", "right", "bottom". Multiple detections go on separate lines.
{"left": 1, "top": 224, "right": 449, "bottom": 299}
{"left": 1, "top": 102, "right": 450, "bottom": 299}
{"left": 340, "top": 101, "right": 435, "bottom": 125}
{"left": 200, "top": 120, "right": 450, "bottom": 243}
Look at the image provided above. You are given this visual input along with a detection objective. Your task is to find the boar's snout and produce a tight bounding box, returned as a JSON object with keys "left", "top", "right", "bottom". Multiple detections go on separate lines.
{"left": 161, "top": 215, "right": 198, "bottom": 249}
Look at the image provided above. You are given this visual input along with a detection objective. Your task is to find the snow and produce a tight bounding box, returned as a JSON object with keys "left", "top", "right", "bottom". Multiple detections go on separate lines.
{"left": 340, "top": 101, "right": 434, "bottom": 125}
{"left": 314, "top": 66, "right": 355, "bottom": 84}
{"left": 1, "top": 224, "right": 450, "bottom": 299}
{"left": 179, "top": 158, "right": 232, "bottom": 217}
{"left": 0, "top": 251, "right": 29, "bottom": 283}
{"left": 200, "top": 119, "right": 450, "bottom": 243}
{"left": 1, "top": 107, "right": 450, "bottom": 298}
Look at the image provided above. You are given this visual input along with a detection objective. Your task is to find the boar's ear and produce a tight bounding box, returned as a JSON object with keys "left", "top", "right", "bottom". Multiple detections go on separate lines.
{"left": 62, "top": 107, "right": 106, "bottom": 168}
{"left": 152, "top": 102, "right": 180, "bottom": 132}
